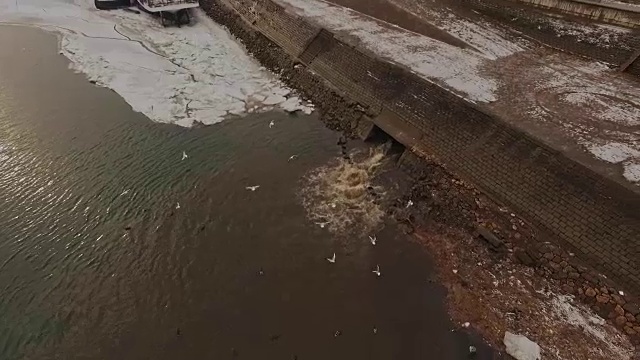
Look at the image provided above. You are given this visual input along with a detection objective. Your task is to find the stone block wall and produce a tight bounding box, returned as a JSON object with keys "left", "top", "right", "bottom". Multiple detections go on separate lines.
{"left": 225, "top": 0, "right": 319, "bottom": 56}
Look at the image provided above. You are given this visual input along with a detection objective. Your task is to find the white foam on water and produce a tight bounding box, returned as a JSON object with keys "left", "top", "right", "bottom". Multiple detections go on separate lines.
{"left": 300, "top": 147, "right": 387, "bottom": 236}
{"left": 0, "top": 0, "right": 312, "bottom": 127}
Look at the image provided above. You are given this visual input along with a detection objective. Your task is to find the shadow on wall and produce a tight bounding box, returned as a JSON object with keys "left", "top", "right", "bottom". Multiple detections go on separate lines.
{"left": 94, "top": 0, "right": 132, "bottom": 10}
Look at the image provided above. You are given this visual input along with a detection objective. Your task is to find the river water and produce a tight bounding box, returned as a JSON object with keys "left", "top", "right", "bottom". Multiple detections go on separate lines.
{"left": 0, "top": 26, "right": 492, "bottom": 359}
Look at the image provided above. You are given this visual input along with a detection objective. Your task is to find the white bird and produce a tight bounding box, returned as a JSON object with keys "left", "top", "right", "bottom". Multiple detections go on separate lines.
{"left": 369, "top": 235, "right": 377, "bottom": 245}
{"left": 373, "top": 327, "right": 377, "bottom": 334}
{"left": 316, "top": 221, "right": 329, "bottom": 229}
{"left": 269, "top": 120, "right": 275, "bottom": 128}
{"left": 120, "top": 189, "right": 130, "bottom": 196}
{"left": 245, "top": 185, "right": 260, "bottom": 191}
{"left": 181, "top": 151, "right": 188, "bottom": 161}
{"left": 372, "top": 264, "right": 381, "bottom": 277}
{"left": 176, "top": 202, "right": 181, "bottom": 209}
{"left": 406, "top": 200, "right": 414, "bottom": 208}
{"left": 327, "top": 253, "right": 336, "bottom": 263}
{"left": 462, "top": 322, "right": 470, "bottom": 328}
{"left": 288, "top": 155, "right": 298, "bottom": 162}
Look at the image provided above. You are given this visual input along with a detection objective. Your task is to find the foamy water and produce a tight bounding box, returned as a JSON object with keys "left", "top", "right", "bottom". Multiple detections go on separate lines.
{"left": 300, "top": 147, "right": 387, "bottom": 236}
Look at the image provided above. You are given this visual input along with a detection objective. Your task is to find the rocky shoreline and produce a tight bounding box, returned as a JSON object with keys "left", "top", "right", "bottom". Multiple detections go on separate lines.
{"left": 396, "top": 151, "right": 639, "bottom": 358}
{"left": 200, "top": 0, "right": 640, "bottom": 357}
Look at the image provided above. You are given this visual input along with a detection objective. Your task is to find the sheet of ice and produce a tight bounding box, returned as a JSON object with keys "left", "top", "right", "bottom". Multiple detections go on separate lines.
{"left": 0, "top": 0, "right": 312, "bottom": 127}
{"left": 275, "top": 0, "right": 498, "bottom": 103}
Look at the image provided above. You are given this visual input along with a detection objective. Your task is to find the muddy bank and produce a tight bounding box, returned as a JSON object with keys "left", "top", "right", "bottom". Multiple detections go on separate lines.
{"left": 392, "top": 152, "right": 640, "bottom": 357}
{"left": 200, "top": 0, "right": 366, "bottom": 136}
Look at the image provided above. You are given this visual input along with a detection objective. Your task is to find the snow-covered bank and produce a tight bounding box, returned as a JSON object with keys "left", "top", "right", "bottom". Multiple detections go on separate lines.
{"left": 274, "top": 0, "right": 501, "bottom": 103}
{"left": 0, "top": 0, "right": 312, "bottom": 127}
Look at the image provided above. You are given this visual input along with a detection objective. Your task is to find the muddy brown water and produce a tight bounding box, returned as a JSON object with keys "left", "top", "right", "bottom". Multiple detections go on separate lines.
{"left": 0, "top": 26, "right": 498, "bottom": 359}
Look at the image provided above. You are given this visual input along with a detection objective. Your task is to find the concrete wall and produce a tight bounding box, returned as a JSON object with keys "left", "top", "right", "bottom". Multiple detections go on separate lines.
{"left": 219, "top": 0, "right": 640, "bottom": 293}
{"left": 622, "top": 49, "right": 640, "bottom": 75}
{"left": 508, "top": 0, "right": 640, "bottom": 28}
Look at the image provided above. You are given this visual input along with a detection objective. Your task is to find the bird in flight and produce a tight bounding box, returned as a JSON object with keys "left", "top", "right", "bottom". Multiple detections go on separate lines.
{"left": 245, "top": 185, "right": 260, "bottom": 191}
{"left": 181, "top": 151, "right": 188, "bottom": 161}
{"left": 316, "top": 221, "right": 329, "bottom": 229}
{"left": 372, "top": 264, "right": 381, "bottom": 276}
{"left": 369, "top": 235, "right": 377, "bottom": 245}
{"left": 288, "top": 155, "right": 298, "bottom": 162}
{"left": 327, "top": 253, "right": 336, "bottom": 263}
{"left": 406, "top": 200, "right": 413, "bottom": 208}
{"left": 176, "top": 202, "right": 181, "bottom": 209}
{"left": 269, "top": 120, "right": 275, "bottom": 128}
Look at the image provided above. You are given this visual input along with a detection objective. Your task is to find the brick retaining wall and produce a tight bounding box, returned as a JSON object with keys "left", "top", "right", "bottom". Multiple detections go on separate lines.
{"left": 214, "top": 0, "right": 640, "bottom": 293}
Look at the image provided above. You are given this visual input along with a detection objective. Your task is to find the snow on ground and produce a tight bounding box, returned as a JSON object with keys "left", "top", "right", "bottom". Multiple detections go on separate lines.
{"left": 490, "top": 272, "right": 634, "bottom": 360}
{"left": 280, "top": 0, "right": 640, "bottom": 185}
{"left": 0, "top": 0, "right": 312, "bottom": 127}
{"left": 275, "top": 0, "right": 500, "bottom": 103}
{"left": 527, "top": 58, "right": 640, "bottom": 183}
{"left": 545, "top": 18, "right": 633, "bottom": 49}
{"left": 387, "top": 0, "right": 527, "bottom": 59}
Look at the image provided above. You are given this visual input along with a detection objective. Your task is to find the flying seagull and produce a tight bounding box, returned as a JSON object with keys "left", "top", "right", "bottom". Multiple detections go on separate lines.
{"left": 316, "top": 221, "right": 329, "bottom": 229}
{"left": 406, "top": 200, "right": 414, "bottom": 208}
{"left": 369, "top": 235, "right": 377, "bottom": 246}
{"left": 372, "top": 264, "right": 381, "bottom": 277}
{"left": 181, "top": 151, "right": 188, "bottom": 161}
{"left": 327, "top": 253, "right": 336, "bottom": 263}
{"left": 269, "top": 120, "right": 275, "bottom": 128}
{"left": 288, "top": 155, "right": 298, "bottom": 162}
{"left": 245, "top": 185, "right": 260, "bottom": 191}
{"left": 176, "top": 202, "right": 181, "bottom": 209}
